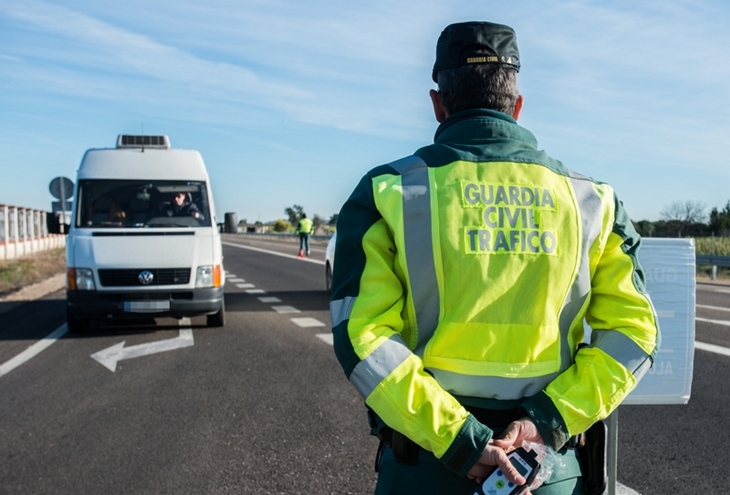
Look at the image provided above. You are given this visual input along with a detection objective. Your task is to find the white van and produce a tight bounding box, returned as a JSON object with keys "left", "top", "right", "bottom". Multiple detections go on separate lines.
{"left": 65, "top": 135, "right": 225, "bottom": 332}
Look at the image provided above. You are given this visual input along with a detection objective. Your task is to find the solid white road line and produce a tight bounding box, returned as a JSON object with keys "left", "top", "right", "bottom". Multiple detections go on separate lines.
{"left": 0, "top": 324, "right": 68, "bottom": 378}
{"left": 222, "top": 241, "right": 325, "bottom": 265}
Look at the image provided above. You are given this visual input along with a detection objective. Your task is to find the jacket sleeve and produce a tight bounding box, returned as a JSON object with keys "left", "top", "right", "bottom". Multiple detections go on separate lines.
{"left": 521, "top": 191, "right": 660, "bottom": 451}
{"left": 330, "top": 173, "right": 492, "bottom": 476}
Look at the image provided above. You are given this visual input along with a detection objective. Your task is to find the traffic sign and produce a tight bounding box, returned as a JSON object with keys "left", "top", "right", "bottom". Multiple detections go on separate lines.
{"left": 49, "top": 177, "right": 74, "bottom": 200}
{"left": 52, "top": 201, "right": 72, "bottom": 212}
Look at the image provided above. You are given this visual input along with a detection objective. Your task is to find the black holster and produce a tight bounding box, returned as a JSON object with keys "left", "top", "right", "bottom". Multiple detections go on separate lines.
{"left": 375, "top": 427, "right": 419, "bottom": 471}
{"left": 577, "top": 420, "right": 608, "bottom": 495}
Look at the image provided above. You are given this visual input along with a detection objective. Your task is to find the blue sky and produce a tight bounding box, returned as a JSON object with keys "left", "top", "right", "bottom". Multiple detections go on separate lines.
{"left": 1, "top": 0, "right": 729, "bottom": 224}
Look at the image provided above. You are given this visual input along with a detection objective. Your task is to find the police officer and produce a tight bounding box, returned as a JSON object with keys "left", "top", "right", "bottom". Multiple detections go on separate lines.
{"left": 297, "top": 213, "right": 314, "bottom": 257}
{"left": 330, "top": 21, "right": 659, "bottom": 495}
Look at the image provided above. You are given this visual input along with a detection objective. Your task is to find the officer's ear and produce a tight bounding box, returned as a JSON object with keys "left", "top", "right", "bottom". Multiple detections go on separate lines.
{"left": 430, "top": 89, "right": 448, "bottom": 123}
{"left": 512, "top": 95, "right": 524, "bottom": 121}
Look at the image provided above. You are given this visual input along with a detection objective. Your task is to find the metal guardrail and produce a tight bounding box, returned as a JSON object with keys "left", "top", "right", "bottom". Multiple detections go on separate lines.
{"left": 696, "top": 255, "right": 730, "bottom": 280}
{"left": 223, "top": 231, "right": 332, "bottom": 245}
{"left": 696, "top": 254, "right": 730, "bottom": 267}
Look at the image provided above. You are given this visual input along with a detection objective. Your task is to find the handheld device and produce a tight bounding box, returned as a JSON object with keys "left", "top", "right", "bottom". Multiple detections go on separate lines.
{"left": 473, "top": 447, "right": 540, "bottom": 495}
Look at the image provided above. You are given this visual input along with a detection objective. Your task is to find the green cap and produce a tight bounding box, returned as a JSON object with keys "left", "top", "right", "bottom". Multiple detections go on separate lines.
{"left": 432, "top": 21, "right": 520, "bottom": 82}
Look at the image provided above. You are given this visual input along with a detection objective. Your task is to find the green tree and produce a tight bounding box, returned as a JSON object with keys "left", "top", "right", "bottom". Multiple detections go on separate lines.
{"left": 285, "top": 205, "right": 304, "bottom": 224}
{"left": 709, "top": 201, "right": 730, "bottom": 235}
{"left": 272, "top": 219, "right": 291, "bottom": 232}
{"left": 312, "top": 214, "right": 325, "bottom": 234}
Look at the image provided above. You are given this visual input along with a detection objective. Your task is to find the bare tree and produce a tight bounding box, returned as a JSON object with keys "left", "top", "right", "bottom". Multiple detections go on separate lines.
{"left": 660, "top": 200, "right": 707, "bottom": 224}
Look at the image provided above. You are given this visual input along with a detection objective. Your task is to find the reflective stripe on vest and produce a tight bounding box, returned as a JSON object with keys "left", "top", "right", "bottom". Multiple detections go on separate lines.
{"left": 349, "top": 334, "right": 412, "bottom": 398}
{"left": 590, "top": 329, "right": 653, "bottom": 380}
{"left": 388, "top": 155, "right": 440, "bottom": 354}
{"left": 330, "top": 296, "right": 356, "bottom": 329}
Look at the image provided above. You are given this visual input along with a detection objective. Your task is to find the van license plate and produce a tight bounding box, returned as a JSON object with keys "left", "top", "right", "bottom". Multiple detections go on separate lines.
{"left": 123, "top": 301, "right": 170, "bottom": 313}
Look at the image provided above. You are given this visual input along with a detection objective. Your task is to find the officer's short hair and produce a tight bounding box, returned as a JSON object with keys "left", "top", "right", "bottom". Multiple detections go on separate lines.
{"left": 436, "top": 47, "right": 519, "bottom": 116}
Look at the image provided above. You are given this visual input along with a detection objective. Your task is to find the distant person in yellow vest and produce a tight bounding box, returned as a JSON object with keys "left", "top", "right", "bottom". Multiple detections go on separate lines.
{"left": 297, "top": 214, "right": 314, "bottom": 257}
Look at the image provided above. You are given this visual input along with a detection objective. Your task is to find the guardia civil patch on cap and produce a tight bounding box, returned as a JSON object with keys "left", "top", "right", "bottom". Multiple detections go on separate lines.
{"left": 432, "top": 21, "right": 520, "bottom": 82}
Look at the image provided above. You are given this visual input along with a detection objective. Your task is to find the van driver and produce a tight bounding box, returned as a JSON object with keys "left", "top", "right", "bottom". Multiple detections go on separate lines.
{"left": 164, "top": 192, "right": 203, "bottom": 220}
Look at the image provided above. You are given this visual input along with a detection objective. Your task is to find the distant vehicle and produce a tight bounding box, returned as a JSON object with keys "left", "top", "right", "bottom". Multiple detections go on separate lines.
{"left": 65, "top": 135, "right": 225, "bottom": 332}
{"left": 325, "top": 232, "right": 336, "bottom": 293}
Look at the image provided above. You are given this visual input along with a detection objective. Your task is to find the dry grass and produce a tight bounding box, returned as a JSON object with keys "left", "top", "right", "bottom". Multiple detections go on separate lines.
{"left": 0, "top": 248, "right": 66, "bottom": 297}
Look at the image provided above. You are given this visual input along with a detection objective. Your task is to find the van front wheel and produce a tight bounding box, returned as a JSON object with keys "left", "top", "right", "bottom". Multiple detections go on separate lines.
{"left": 207, "top": 300, "right": 225, "bottom": 327}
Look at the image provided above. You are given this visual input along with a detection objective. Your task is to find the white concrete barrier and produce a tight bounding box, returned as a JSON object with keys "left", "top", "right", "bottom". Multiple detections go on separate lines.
{"left": 0, "top": 204, "right": 66, "bottom": 260}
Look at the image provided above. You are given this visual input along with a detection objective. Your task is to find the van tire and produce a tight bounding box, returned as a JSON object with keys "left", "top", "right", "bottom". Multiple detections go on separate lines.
{"left": 325, "top": 262, "right": 333, "bottom": 294}
{"left": 67, "top": 306, "right": 90, "bottom": 333}
{"left": 207, "top": 300, "right": 225, "bottom": 327}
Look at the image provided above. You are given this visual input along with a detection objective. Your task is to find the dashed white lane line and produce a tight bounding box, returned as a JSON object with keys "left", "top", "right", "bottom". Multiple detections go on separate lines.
{"left": 236, "top": 283, "right": 255, "bottom": 288}
{"left": 0, "top": 324, "right": 68, "bottom": 378}
{"left": 697, "top": 317, "right": 730, "bottom": 327}
{"left": 291, "top": 318, "right": 325, "bottom": 328}
{"left": 695, "top": 341, "right": 730, "bottom": 357}
{"left": 229, "top": 278, "right": 245, "bottom": 283}
{"left": 272, "top": 306, "right": 300, "bottom": 314}
{"left": 246, "top": 289, "right": 266, "bottom": 294}
{"left": 316, "top": 333, "right": 333, "bottom": 345}
{"left": 697, "top": 304, "right": 730, "bottom": 312}
{"left": 258, "top": 297, "right": 282, "bottom": 303}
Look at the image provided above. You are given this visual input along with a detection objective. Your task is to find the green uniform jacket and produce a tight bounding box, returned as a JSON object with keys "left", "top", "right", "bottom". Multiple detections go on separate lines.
{"left": 330, "top": 109, "right": 660, "bottom": 477}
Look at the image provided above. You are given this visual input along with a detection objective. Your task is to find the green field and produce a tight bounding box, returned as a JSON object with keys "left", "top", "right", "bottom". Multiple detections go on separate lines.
{"left": 695, "top": 236, "right": 730, "bottom": 256}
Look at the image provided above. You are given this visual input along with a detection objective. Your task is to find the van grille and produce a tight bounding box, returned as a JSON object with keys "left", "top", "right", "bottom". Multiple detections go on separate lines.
{"left": 98, "top": 268, "right": 191, "bottom": 287}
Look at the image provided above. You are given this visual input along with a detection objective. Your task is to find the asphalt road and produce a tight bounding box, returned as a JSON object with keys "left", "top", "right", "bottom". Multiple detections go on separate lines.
{"left": 0, "top": 234, "right": 727, "bottom": 495}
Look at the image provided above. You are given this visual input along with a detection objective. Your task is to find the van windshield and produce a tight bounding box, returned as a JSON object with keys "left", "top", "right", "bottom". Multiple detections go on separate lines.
{"left": 76, "top": 180, "right": 212, "bottom": 228}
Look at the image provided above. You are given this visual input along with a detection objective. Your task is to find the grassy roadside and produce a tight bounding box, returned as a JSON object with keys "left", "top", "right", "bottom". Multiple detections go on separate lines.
{"left": 0, "top": 248, "right": 66, "bottom": 297}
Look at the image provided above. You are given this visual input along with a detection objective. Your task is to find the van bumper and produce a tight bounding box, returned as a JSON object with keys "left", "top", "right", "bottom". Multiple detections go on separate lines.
{"left": 66, "top": 287, "right": 224, "bottom": 320}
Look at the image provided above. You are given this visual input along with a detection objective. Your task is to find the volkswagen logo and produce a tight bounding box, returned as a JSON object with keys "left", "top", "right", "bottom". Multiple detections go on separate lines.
{"left": 138, "top": 270, "right": 154, "bottom": 285}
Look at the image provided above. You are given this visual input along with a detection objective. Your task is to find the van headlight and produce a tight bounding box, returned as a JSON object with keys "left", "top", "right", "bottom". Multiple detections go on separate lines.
{"left": 67, "top": 268, "right": 96, "bottom": 291}
{"left": 195, "top": 265, "right": 222, "bottom": 288}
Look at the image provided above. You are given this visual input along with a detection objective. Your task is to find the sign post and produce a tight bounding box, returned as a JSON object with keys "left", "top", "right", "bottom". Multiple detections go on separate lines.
{"left": 604, "top": 238, "right": 696, "bottom": 494}
{"left": 49, "top": 177, "right": 74, "bottom": 234}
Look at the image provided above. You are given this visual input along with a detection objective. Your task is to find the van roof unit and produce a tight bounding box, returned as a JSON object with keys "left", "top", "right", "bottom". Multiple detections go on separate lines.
{"left": 116, "top": 135, "right": 171, "bottom": 149}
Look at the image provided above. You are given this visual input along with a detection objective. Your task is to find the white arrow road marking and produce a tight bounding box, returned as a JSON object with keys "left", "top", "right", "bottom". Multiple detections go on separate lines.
{"left": 91, "top": 318, "right": 194, "bottom": 372}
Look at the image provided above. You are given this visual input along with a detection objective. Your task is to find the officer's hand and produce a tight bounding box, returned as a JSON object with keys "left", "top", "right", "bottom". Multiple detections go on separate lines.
{"left": 466, "top": 441, "right": 527, "bottom": 488}
{"left": 492, "top": 417, "right": 545, "bottom": 452}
